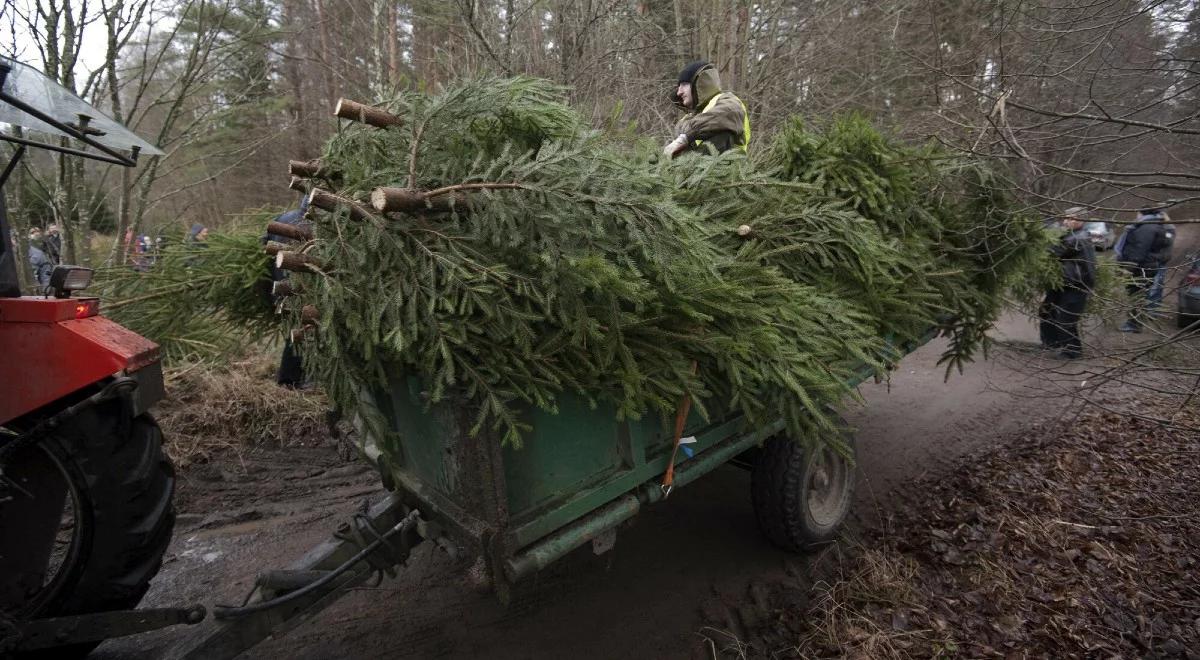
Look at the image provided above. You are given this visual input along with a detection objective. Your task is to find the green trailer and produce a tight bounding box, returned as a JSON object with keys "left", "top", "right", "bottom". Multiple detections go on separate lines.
{"left": 170, "top": 329, "right": 936, "bottom": 659}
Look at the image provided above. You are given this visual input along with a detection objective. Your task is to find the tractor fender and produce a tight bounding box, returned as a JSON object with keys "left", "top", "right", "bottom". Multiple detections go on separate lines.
{"left": 0, "top": 297, "right": 162, "bottom": 426}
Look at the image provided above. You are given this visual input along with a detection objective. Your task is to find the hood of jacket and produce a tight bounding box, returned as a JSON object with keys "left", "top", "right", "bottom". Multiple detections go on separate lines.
{"left": 690, "top": 65, "right": 722, "bottom": 109}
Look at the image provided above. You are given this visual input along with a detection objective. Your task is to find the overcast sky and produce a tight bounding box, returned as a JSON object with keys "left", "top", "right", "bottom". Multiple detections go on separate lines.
{"left": 3, "top": 1, "right": 139, "bottom": 81}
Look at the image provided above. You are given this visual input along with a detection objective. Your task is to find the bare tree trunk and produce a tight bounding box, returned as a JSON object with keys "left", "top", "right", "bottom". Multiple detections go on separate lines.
{"left": 504, "top": 0, "right": 515, "bottom": 65}
{"left": 370, "top": 0, "right": 384, "bottom": 95}
{"left": 104, "top": 0, "right": 131, "bottom": 266}
{"left": 413, "top": 1, "right": 440, "bottom": 88}
{"left": 315, "top": 0, "right": 337, "bottom": 102}
{"left": 928, "top": 0, "right": 943, "bottom": 108}
{"left": 529, "top": 0, "right": 544, "bottom": 76}
{"left": 388, "top": 2, "right": 399, "bottom": 86}
{"left": 672, "top": 0, "right": 685, "bottom": 62}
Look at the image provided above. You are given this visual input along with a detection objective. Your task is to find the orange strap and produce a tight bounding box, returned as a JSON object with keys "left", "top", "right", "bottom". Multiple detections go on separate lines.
{"left": 661, "top": 362, "right": 698, "bottom": 498}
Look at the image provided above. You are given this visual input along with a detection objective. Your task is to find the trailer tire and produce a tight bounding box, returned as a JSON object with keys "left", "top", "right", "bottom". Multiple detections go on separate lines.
{"left": 2, "top": 395, "right": 175, "bottom": 658}
{"left": 751, "top": 431, "right": 855, "bottom": 552}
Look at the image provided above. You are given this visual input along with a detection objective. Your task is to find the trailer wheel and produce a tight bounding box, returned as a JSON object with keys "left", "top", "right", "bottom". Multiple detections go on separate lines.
{"left": 751, "top": 430, "right": 855, "bottom": 552}
{"left": 1, "top": 394, "right": 175, "bottom": 658}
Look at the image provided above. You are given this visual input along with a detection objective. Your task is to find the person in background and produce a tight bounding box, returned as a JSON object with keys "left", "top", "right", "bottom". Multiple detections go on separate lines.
{"left": 265, "top": 198, "right": 311, "bottom": 387}
{"left": 187, "top": 223, "right": 209, "bottom": 245}
{"left": 1039, "top": 206, "right": 1096, "bottom": 359}
{"left": 663, "top": 61, "right": 751, "bottom": 158}
{"left": 123, "top": 227, "right": 136, "bottom": 265}
{"left": 183, "top": 223, "right": 210, "bottom": 268}
{"left": 132, "top": 234, "right": 156, "bottom": 272}
{"left": 1114, "top": 207, "right": 1174, "bottom": 332}
{"left": 27, "top": 227, "right": 54, "bottom": 290}
{"left": 1145, "top": 220, "right": 1176, "bottom": 314}
{"left": 42, "top": 223, "right": 62, "bottom": 264}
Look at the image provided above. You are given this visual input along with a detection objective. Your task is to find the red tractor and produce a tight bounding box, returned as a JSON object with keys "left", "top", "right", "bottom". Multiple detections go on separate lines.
{"left": 0, "top": 58, "right": 201, "bottom": 656}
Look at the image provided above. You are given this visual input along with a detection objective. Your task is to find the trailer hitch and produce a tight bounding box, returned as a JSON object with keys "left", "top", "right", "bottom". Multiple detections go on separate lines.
{"left": 212, "top": 509, "right": 420, "bottom": 619}
{"left": 167, "top": 493, "right": 443, "bottom": 660}
{"left": 2, "top": 605, "right": 206, "bottom": 652}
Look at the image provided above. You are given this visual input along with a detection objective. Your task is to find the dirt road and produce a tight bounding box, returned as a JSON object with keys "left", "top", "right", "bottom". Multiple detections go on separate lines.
{"left": 96, "top": 307, "right": 1093, "bottom": 660}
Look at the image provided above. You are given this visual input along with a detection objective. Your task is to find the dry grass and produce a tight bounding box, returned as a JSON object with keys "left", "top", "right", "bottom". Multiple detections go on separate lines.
{"left": 787, "top": 548, "right": 957, "bottom": 659}
{"left": 155, "top": 351, "right": 329, "bottom": 468}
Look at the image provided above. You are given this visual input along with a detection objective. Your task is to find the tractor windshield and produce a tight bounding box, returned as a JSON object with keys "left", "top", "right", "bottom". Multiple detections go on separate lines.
{"left": 0, "top": 56, "right": 162, "bottom": 158}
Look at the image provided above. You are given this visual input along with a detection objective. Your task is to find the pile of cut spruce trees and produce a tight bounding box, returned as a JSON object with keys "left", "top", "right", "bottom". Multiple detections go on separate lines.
{"left": 258, "top": 77, "right": 1043, "bottom": 454}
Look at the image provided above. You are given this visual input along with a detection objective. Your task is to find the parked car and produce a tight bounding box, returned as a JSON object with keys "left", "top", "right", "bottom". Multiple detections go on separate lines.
{"left": 1179, "top": 253, "right": 1200, "bottom": 329}
{"left": 1084, "top": 220, "right": 1116, "bottom": 251}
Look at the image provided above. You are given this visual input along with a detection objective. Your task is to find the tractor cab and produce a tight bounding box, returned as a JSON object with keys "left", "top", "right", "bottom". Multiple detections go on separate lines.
{"left": 0, "top": 57, "right": 200, "bottom": 657}
{"left": 0, "top": 56, "right": 165, "bottom": 425}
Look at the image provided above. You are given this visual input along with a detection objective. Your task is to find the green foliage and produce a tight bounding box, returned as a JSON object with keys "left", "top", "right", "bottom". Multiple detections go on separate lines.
{"left": 764, "top": 115, "right": 1045, "bottom": 373}
{"left": 93, "top": 219, "right": 278, "bottom": 362}
{"left": 768, "top": 114, "right": 921, "bottom": 235}
{"left": 667, "top": 155, "right": 938, "bottom": 345}
{"left": 1084, "top": 258, "right": 1131, "bottom": 318}
{"left": 93, "top": 77, "right": 1045, "bottom": 463}
{"left": 284, "top": 78, "right": 905, "bottom": 455}
{"left": 37, "top": 80, "right": 1006, "bottom": 469}
{"left": 275, "top": 77, "right": 1043, "bottom": 461}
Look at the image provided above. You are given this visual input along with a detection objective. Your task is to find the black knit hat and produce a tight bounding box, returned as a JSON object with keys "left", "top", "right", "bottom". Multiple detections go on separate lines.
{"left": 678, "top": 61, "right": 711, "bottom": 84}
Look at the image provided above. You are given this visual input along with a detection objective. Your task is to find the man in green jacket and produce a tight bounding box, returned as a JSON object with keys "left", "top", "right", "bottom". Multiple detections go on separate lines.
{"left": 664, "top": 61, "right": 751, "bottom": 158}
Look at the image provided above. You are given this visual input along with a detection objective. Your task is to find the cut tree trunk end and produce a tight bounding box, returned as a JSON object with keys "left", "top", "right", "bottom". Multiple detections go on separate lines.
{"left": 307, "top": 188, "right": 375, "bottom": 223}
{"left": 288, "top": 159, "right": 341, "bottom": 185}
{"left": 272, "top": 280, "right": 302, "bottom": 297}
{"left": 264, "top": 241, "right": 288, "bottom": 256}
{"left": 276, "top": 250, "right": 325, "bottom": 273}
{"left": 289, "top": 176, "right": 308, "bottom": 193}
{"left": 290, "top": 326, "right": 313, "bottom": 343}
{"left": 288, "top": 159, "right": 323, "bottom": 178}
{"left": 300, "top": 304, "right": 320, "bottom": 325}
{"left": 266, "top": 221, "right": 314, "bottom": 242}
{"left": 333, "top": 98, "right": 403, "bottom": 129}
{"left": 371, "top": 187, "right": 468, "bottom": 213}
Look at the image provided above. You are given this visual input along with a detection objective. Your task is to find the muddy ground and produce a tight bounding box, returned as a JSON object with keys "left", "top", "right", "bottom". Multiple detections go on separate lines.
{"left": 97, "top": 239, "right": 1199, "bottom": 659}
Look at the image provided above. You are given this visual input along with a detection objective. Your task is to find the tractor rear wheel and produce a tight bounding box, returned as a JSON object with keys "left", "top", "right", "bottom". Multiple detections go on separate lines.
{"left": 0, "top": 394, "right": 175, "bottom": 658}
{"left": 751, "top": 429, "right": 856, "bottom": 552}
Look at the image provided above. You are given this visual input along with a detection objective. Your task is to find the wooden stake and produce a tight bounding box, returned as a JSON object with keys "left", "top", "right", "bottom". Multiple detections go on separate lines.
{"left": 307, "top": 188, "right": 374, "bottom": 222}
{"left": 370, "top": 186, "right": 468, "bottom": 213}
{"left": 276, "top": 251, "right": 325, "bottom": 273}
{"left": 333, "top": 98, "right": 403, "bottom": 129}
{"left": 266, "top": 221, "right": 314, "bottom": 242}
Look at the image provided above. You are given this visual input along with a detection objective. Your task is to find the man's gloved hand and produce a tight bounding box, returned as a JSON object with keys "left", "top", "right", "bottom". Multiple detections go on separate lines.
{"left": 663, "top": 134, "right": 689, "bottom": 157}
